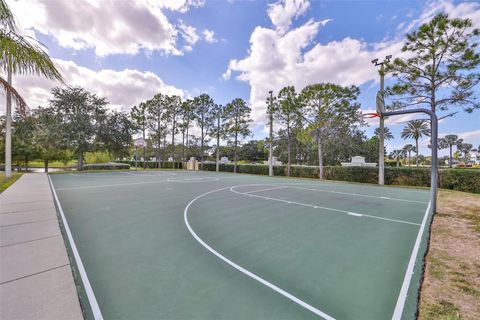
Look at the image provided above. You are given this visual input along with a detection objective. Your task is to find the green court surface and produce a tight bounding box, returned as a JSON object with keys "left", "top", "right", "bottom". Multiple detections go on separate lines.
{"left": 49, "top": 170, "right": 432, "bottom": 320}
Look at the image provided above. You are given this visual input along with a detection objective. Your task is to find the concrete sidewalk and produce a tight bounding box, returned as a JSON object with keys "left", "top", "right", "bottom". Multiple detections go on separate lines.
{"left": 0, "top": 173, "right": 83, "bottom": 320}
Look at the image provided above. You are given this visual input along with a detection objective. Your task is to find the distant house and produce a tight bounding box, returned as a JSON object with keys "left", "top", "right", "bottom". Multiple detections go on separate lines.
{"left": 469, "top": 151, "right": 480, "bottom": 164}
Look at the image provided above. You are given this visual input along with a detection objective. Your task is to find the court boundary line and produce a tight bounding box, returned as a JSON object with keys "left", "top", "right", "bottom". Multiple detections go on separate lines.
{"left": 286, "top": 185, "right": 428, "bottom": 204}
{"left": 184, "top": 185, "right": 336, "bottom": 320}
{"left": 56, "top": 180, "right": 168, "bottom": 191}
{"left": 48, "top": 176, "right": 104, "bottom": 320}
{"left": 230, "top": 185, "right": 421, "bottom": 226}
{"left": 391, "top": 201, "right": 432, "bottom": 320}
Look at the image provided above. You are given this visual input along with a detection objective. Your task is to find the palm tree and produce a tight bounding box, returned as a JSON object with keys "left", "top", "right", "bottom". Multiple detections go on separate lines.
{"left": 1, "top": 0, "right": 63, "bottom": 177}
{"left": 390, "top": 149, "right": 406, "bottom": 167}
{"left": 438, "top": 135, "right": 462, "bottom": 168}
{"left": 401, "top": 120, "right": 430, "bottom": 167}
{"left": 457, "top": 142, "right": 473, "bottom": 163}
{"left": 374, "top": 126, "right": 394, "bottom": 141}
{"left": 402, "top": 144, "right": 415, "bottom": 167}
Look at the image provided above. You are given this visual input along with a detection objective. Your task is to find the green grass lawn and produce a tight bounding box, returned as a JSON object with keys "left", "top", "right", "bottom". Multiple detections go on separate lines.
{"left": 0, "top": 172, "right": 24, "bottom": 193}
{"left": 28, "top": 160, "right": 77, "bottom": 168}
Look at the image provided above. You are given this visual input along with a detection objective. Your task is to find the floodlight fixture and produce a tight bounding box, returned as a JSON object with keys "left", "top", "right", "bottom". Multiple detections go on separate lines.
{"left": 371, "top": 58, "right": 379, "bottom": 65}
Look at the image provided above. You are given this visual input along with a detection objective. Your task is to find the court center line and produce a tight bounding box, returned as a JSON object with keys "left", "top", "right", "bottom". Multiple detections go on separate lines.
{"left": 287, "top": 185, "right": 428, "bottom": 204}
{"left": 184, "top": 185, "right": 336, "bottom": 320}
{"left": 391, "top": 201, "right": 432, "bottom": 320}
{"left": 230, "top": 186, "right": 420, "bottom": 227}
{"left": 48, "top": 176, "right": 104, "bottom": 320}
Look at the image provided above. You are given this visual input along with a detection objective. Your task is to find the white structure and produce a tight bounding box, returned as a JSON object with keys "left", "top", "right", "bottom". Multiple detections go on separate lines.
{"left": 187, "top": 157, "right": 198, "bottom": 170}
{"left": 341, "top": 156, "right": 376, "bottom": 167}
{"left": 263, "top": 156, "right": 282, "bottom": 166}
{"left": 219, "top": 157, "right": 231, "bottom": 164}
{"left": 469, "top": 151, "right": 480, "bottom": 164}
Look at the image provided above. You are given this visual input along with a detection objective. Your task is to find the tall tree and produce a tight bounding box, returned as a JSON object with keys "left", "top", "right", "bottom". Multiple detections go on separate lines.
{"left": 223, "top": 98, "right": 252, "bottom": 173}
{"left": 146, "top": 94, "right": 167, "bottom": 167}
{"left": 11, "top": 112, "right": 37, "bottom": 172}
{"left": 457, "top": 142, "right": 473, "bottom": 163}
{"left": 1, "top": 0, "right": 63, "bottom": 177}
{"left": 166, "top": 95, "right": 182, "bottom": 166}
{"left": 96, "top": 111, "right": 134, "bottom": 159}
{"left": 130, "top": 102, "right": 149, "bottom": 168}
{"left": 50, "top": 86, "right": 108, "bottom": 169}
{"left": 402, "top": 144, "right": 415, "bottom": 167}
{"left": 193, "top": 94, "right": 215, "bottom": 169}
{"left": 438, "top": 134, "right": 462, "bottom": 168}
{"left": 400, "top": 120, "right": 430, "bottom": 167}
{"left": 300, "top": 83, "right": 362, "bottom": 179}
{"left": 33, "top": 106, "right": 67, "bottom": 172}
{"left": 275, "top": 86, "right": 300, "bottom": 176}
{"left": 179, "top": 99, "right": 195, "bottom": 165}
{"left": 386, "top": 14, "right": 479, "bottom": 114}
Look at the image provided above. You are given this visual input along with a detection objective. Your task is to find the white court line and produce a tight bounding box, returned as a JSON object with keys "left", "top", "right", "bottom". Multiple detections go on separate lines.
{"left": 184, "top": 186, "right": 336, "bottom": 320}
{"left": 121, "top": 172, "right": 177, "bottom": 176}
{"left": 48, "top": 176, "right": 103, "bottom": 320}
{"left": 287, "top": 186, "right": 428, "bottom": 204}
{"left": 244, "top": 186, "right": 288, "bottom": 194}
{"left": 391, "top": 201, "right": 432, "bottom": 320}
{"left": 167, "top": 177, "right": 219, "bottom": 183}
{"left": 56, "top": 180, "right": 168, "bottom": 191}
{"left": 231, "top": 186, "right": 420, "bottom": 226}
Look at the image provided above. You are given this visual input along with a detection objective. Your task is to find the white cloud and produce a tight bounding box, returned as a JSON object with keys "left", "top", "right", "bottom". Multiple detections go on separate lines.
{"left": 400, "top": 0, "right": 480, "bottom": 33}
{"left": 0, "top": 59, "right": 185, "bottom": 114}
{"left": 157, "top": 0, "right": 205, "bottom": 13}
{"left": 223, "top": 0, "right": 477, "bottom": 128}
{"left": 224, "top": 15, "right": 403, "bottom": 125}
{"left": 267, "top": 0, "right": 310, "bottom": 32}
{"left": 202, "top": 29, "right": 218, "bottom": 43}
{"left": 178, "top": 20, "right": 199, "bottom": 46}
{"left": 5, "top": 0, "right": 209, "bottom": 57}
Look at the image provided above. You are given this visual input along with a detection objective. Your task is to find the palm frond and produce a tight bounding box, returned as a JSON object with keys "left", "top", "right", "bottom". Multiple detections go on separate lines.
{"left": 0, "top": 74, "right": 29, "bottom": 117}
{"left": 0, "top": 0, "right": 16, "bottom": 31}
{"left": 0, "top": 31, "right": 64, "bottom": 82}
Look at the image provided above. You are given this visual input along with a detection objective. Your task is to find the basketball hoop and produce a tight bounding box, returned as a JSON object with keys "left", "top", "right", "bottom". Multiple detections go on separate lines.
{"left": 362, "top": 112, "right": 379, "bottom": 118}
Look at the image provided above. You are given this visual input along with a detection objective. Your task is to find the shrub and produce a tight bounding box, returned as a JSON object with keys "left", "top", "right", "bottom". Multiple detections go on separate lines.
{"left": 439, "top": 169, "right": 480, "bottom": 194}
{"left": 115, "top": 160, "right": 183, "bottom": 169}
{"left": 200, "top": 163, "right": 480, "bottom": 193}
{"left": 85, "top": 151, "right": 112, "bottom": 164}
{"left": 81, "top": 162, "right": 130, "bottom": 170}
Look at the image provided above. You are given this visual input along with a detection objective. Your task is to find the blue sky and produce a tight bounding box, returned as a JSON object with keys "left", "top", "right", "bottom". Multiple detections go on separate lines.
{"left": 5, "top": 0, "right": 480, "bottom": 156}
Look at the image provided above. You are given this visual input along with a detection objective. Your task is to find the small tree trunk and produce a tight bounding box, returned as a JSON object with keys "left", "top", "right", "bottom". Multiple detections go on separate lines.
{"left": 317, "top": 134, "right": 323, "bottom": 179}
{"left": 449, "top": 145, "right": 452, "bottom": 168}
{"left": 416, "top": 139, "right": 419, "bottom": 167}
{"left": 25, "top": 154, "right": 28, "bottom": 172}
{"left": 234, "top": 131, "right": 238, "bottom": 173}
{"left": 78, "top": 153, "right": 83, "bottom": 170}
{"left": 408, "top": 151, "right": 411, "bottom": 167}
{"left": 44, "top": 159, "right": 49, "bottom": 173}
{"left": 200, "top": 122, "right": 204, "bottom": 170}
{"left": 287, "top": 125, "right": 291, "bottom": 177}
{"left": 396, "top": 157, "right": 400, "bottom": 167}
{"left": 171, "top": 117, "right": 176, "bottom": 169}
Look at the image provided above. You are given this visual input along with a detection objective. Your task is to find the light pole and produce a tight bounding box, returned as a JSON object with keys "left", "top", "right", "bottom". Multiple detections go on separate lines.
{"left": 268, "top": 91, "right": 274, "bottom": 177}
{"left": 372, "top": 55, "right": 392, "bottom": 185}
{"left": 216, "top": 105, "right": 222, "bottom": 173}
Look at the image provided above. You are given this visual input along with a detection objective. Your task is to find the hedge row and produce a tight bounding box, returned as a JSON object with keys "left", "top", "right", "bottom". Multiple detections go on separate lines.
{"left": 115, "top": 160, "right": 183, "bottom": 169}
{"left": 201, "top": 163, "right": 480, "bottom": 194}
{"left": 81, "top": 162, "right": 130, "bottom": 170}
